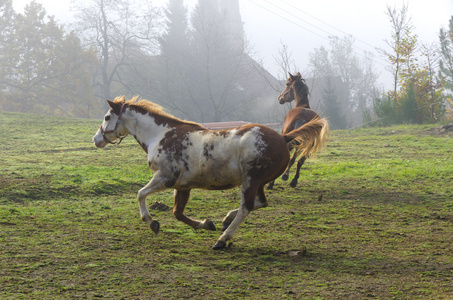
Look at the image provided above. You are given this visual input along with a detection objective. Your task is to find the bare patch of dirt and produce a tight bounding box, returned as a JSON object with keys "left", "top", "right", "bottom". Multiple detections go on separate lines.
{"left": 424, "top": 124, "right": 453, "bottom": 136}
{"left": 148, "top": 201, "right": 171, "bottom": 211}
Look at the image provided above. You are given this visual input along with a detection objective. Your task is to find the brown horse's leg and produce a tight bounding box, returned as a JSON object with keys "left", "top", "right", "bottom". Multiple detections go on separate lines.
{"left": 282, "top": 146, "right": 298, "bottom": 181}
{"left": 266, "top": 180, "right": 275, "bottom": 190}
{"left": 290, "top": 156, "right": 307, "bottom": 188}
{"left": 173, "top": 189, "right": 216, "bottom": 231}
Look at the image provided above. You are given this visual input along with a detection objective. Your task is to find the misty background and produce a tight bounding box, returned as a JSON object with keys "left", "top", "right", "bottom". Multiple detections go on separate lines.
{"left": 2, "top": 0, "right": 453, "bottom": 129}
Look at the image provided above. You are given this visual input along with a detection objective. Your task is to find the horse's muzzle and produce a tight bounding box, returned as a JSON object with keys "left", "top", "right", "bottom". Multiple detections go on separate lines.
{"left": 92, "top": 131, "right": 107, "bottom": 148}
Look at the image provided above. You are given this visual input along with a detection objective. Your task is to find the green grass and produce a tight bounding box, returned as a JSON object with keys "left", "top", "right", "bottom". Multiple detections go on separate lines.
{"left": 1, "top": 111, "right": 452, "bottom": 299}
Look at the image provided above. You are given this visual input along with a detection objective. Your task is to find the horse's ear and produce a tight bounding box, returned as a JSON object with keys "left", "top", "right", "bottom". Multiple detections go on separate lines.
{"left": 288, "top": 72, "right": 295, "bottom": 80}
{"left": 296, "top": 72, "right": 301, "bottom": 78}
{"left": 106, "top": 99, "right": 121, "bottom": 115}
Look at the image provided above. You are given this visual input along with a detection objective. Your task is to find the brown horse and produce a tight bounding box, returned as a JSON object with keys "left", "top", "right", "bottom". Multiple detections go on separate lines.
{"left": 93, "top": 96, "right": 329, "bottom": 249}
{"left": 267, "top": 72, "right": 323, "bottom": 190}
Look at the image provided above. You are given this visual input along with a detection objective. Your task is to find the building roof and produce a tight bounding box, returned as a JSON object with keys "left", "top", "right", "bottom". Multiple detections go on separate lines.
{"left": 202, "top": 121, "right": 250, "bottom": 130}
{"left": 202, "top": 121, "right": 281, "bottom": 131}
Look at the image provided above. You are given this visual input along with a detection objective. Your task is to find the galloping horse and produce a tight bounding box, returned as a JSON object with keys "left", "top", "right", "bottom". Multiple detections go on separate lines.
{"left": 267, "top": 72, "right": 323, "bottom": 190}
{"left": 93, "top": 96, "right": 329, "bottom": 249}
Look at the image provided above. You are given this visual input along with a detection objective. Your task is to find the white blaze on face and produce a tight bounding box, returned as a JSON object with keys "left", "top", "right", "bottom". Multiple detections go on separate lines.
{"left": 92, "top": 129, "right": 105, "bottom": 148}
{"left": 92, "top": 110, "right": 117, "bottom": 148}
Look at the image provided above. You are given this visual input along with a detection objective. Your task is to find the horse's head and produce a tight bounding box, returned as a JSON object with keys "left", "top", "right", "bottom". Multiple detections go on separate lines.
{"left": 92, "top": 99, "right": 129, "bottom": 148}
{"left": 278, "top": 72, "right": 307, "bottom": 106}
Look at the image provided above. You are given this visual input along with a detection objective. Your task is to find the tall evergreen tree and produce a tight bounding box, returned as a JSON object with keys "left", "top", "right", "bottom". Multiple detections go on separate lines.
{"left": 439, "top": 16, "right": 453, "bottom": 94}
{"left": 159, "top": 0, "right": 190, "bottom": 58}
{"left": 186, "top": 0, "right": 251, "bottom": 122}
{"left": 321, "top": 77, "right": 348, "bottom": 130}
{"left": 155, "top": 0, "right": 258, "bottom": 123}
{"left": 401, "top": 80, "right": 418, "bottom": 123}
{"left": 157, "top": 0, "right": 193, "bottom": 117}
{"left": 0, "top": 0, "right": 15, "bottom": 97}
{"left": 309, "top": 36, "right": 379, "bottom": 127}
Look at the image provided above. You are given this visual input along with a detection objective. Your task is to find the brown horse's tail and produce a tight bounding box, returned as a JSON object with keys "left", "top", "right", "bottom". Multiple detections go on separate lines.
{"left": 283, "top": 117, "right": 330, "bottom": 158}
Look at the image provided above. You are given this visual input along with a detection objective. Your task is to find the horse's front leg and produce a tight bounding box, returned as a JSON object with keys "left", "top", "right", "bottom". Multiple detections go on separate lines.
{"left": 173, "top": 189, "right": 216, "bottom": 231}
{"left": 137, "top": 172, "right": 168, "bottom": 234}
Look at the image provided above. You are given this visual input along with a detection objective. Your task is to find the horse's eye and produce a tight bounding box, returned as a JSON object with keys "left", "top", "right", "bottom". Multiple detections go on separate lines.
{"left": 105, "top": 115, "right": 110, "bottom": 121}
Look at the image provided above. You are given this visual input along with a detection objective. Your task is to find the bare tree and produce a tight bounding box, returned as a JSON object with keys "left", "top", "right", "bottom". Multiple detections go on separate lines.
{"left": 378, "top": 4, "right": 412, "bottom": 95}
{"left": 271, "top": 42, "right": 301, "bottom": 116}
{"left": 273, "top": 43, "right": 298, "bottom": 80}
{"left": 0, "top": 0, "right": 15, "bottom": 94}
{"left": 439, "top": 16, "right": 453, "bottom": 94}
{"left": 74, "top": 0, "right": 160, "bottom": 102}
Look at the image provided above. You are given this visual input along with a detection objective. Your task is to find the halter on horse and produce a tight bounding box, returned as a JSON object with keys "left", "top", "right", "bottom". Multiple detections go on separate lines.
{"left": 267, "top": 72, "right": 323, "bottom": 190}
{"left": 93, "top": 96, "right": 329, "bottom": 249}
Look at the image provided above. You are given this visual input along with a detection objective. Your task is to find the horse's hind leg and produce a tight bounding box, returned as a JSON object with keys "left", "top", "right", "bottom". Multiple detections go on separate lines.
{"left": 282, "top": 146, "right": 298, "bottom": 181}
{"left": 266, "top": 180, "right": 275, "bottom": 190}
{"left": 290, "top": 156, "right": 307, "bottom": 188}
{"left": 221, "top": 208, "right": 238, "bottom": 232}
{"left": 215, "top": 183, "right": 267, "bottom": 249}
{"left": 215, "top": 205, "right": 250, "bottom": 249}
{"left": 173, "top": 189, "right": 216, "bottom": 231}
{"left": 256, "top": 184, "right": 268, "bottom": 209}
{"left": 222, "top": 184, "right": 268, "bottom": 231}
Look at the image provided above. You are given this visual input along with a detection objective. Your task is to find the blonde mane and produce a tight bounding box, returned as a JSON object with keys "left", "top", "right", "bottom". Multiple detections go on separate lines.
{"left": 113, "top": 95, "right": 200, "bottom": 126}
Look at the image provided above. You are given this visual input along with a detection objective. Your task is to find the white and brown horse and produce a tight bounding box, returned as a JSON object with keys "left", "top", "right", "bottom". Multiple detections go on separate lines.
{"left": 267, "top": 72, "right": 322, "bottom": 190}
{"left": 92, "top": 96, "right": 329, "bottom": 249}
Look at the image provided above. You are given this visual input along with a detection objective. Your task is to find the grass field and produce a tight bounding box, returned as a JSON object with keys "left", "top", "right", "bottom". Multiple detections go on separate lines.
{"left": 1, "top": 111, "right": 452, "bottom": 299}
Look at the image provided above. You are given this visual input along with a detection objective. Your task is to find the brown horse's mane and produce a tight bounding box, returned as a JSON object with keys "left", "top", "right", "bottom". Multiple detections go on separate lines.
{"left": 292, "top": 77, "right": 310, "bottom": 107}
{"left": 295, "top": 79, "right": 308, "bottom": 95}
{"left": 113, "top": 95, "right": 201, "bottom": 126}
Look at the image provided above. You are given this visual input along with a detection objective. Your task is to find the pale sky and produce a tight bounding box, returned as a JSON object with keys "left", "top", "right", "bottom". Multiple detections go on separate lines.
{"left": 12, "top": 0, "right": 453, "bottom": 89}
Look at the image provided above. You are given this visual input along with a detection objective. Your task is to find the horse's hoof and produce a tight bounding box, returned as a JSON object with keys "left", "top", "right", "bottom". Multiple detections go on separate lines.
{"left": 281, "top": 174, "right": 289, "bottom": 181}
{"left": 206, "top": 220, "right": 216, "bottom": 231}
{"left": 221, "top": 221, "right": 231, "bottom": 232}
{"left": 212, "top": 240, "right": 227, "bottom": 250}
{"left": 150, "top": 220, "right": 160, "bottom": 234}
{"left": 290, "top": 179, "right": 297, "bottom": 188}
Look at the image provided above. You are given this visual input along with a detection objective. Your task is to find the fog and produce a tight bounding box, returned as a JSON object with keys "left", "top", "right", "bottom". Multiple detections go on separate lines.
{"left": 12, "top": 0, "right": 453, "bottom": 89}
{"left": 6, "top": 0, "right": 453, "bottom": 128}
{"left": 240, "top": 0, "right": 452, "bottom": 89}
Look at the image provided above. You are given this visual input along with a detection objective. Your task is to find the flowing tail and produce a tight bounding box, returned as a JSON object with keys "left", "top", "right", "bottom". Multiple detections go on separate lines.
{"left": 282, "top": 117, "right": 330, "bottom": 158}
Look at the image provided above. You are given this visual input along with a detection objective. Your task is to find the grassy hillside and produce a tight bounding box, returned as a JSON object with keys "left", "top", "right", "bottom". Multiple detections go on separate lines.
{"left": 1, "top": 111, "right": 452, "bottom": 299}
